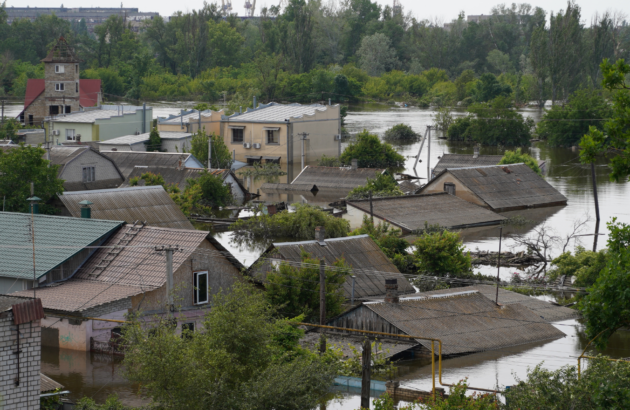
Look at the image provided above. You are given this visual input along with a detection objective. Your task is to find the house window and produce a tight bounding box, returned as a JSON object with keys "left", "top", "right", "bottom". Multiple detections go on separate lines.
{"left": 66, "top": 129, "right": 75, "bottom": 141}
{"left": 55, "top": 83, "right": 65, "bottom": 91}
{"left": 28, "top": 115, "right": 33, "bottom": 125}
{"left": 55, "top": 65, "right": 64, "bottom": 73}
{"left": 65, "top": 105, "right": 71, "bottom": 114}
{"left": 49, "top": 106, "right": 59, "bottom": 115}
{"left": 193, "top": 271, "right": 209, "bottom": 304}
{"left": 444, "top": 182, "right": 456, "bottom": 196}
{"left": 82, "top": 166, "right": 95, "bottom": 182}
{"left": 266, "top": 129, "right": 279, "bottom": 144}
{"left": 232, "top": 128, "right": 244, "bottom": 143}
{"left": 75, "top": 64, "right": 78, "bottom": 73}
{"left": 76, "top": 82, "right": 79, "bottom": 93}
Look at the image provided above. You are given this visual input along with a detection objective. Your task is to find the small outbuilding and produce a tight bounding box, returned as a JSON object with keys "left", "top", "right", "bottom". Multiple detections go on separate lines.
{"left": 419, "top": 164, "right": 567, "bottom": 212}
{"left": 345, "top": 192, "right": 506, "bottom": 233}
{"left": 97, "top": 131, "right": 193, "bottom": 153}
{"left": 100, "top": 151, "right": 205, "bottom": 178}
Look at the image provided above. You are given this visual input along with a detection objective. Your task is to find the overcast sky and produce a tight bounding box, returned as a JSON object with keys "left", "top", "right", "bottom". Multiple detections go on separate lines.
{"left": 4, "top": 0, "right": 628, "bottom": 26}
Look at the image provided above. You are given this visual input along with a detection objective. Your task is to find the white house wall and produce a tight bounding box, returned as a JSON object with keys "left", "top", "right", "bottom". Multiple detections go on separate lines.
{"left": 96, "top": 108, "right": 153, "bottom": 142}
{"left": 60, "top": 149, "right": 123, "bottom": 183}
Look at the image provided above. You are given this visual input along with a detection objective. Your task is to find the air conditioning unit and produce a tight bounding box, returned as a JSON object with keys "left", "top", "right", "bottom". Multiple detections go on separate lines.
{"left": 334, "top": 134, "right": 342, "bottom": 141}
{"left": 52, "top": 130, "right": 60, "bottom": 136}
{"left": 243, "top": 143, "right": 251, "bottom": 149}
{"left": 253, "top": 143, "right": 261, "bottom": 149}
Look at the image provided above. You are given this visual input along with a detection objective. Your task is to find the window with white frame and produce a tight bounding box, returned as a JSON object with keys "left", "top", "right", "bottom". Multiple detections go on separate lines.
{"left": 55, "top": 65, "right": 64, "bottom": 73}
{"left": 266, "top": 129, "right": 279, "bottom": 144}
{"left": 82, "top": 166, "right": 95, "bottom": 182}
{"left": 66, "top": 129, "right": 75, "bottom": 141}
{"left": 55, "top": 83, "right": 65, "bottom": 91}
{"left": 193, "top": 271, "right": 209, "bottom": 304}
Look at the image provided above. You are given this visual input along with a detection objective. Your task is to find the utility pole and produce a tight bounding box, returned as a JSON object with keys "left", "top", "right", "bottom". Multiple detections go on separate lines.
{"left": 156, "top": 245, "right": 180, "bottom": 313}
{"left": 299, "top": 132, "right": 309, "bottom": 170}
{"left": 591, "top": 163, "right": 600, "bottom": 222}
{"left": 1, "top": 98, "right": 4, "bottom": 126}
{"left": 427, "top": 126, "right": 431, "bottom": 181}
{"left": 319, "top": 259, "right": 327, "bottom": 354}
{"left": 361, "top": 338, "right": 372, "bottom": 409}
{"left": 208, "top": 135, "right": 212, "bottom": 169}
{"left": 495, "top": 226, "right": 503, "bottom": 305}
{"left": 369, "top": 191, "right": 374, "bottom": 225}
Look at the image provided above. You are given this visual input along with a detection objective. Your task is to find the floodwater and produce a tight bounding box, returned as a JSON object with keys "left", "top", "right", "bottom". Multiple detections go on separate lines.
{"left": 8, "top": 102, "right": 630, "bottom": 406}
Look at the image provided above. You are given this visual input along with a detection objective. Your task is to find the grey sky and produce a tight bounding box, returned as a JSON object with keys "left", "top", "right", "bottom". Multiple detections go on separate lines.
{"left": 4, "top": 0, "right": 628, "bottom": 26}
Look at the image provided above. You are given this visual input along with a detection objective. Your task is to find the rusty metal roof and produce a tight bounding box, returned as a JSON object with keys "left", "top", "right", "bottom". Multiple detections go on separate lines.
{"left": 256, "top": 235, "right": 415, "bottom": 299}
{"left": 11, "top": 298, "right": 45, "bottom": 324}
{"left": 59, "top": 186, "right": 194, "bottom": 230}
{"left": 364, "top": 291, "right": 565, "bottom": 355}
{"left": 423, "top": 164, "right": 568, "bottom": 212}
{"left": 418, "top": 285, "right": 580, "bottom": 323}
{"left": 291, "top": 166, "right": 386, "bottom": 189}
{"left": 347, "top": 192, "right": 506, "bottom": 233}
{"left": 432, "top": 154, "right": 503, "bottom": 176}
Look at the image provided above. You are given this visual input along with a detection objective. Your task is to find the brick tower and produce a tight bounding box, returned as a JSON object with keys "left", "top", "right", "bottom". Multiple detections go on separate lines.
{"left": 41, "top": 36, "right": 82, "bottom": 116}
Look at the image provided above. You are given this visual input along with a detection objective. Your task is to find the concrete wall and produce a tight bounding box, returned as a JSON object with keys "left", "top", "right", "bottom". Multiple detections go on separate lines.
{"left": 0, "top": 314, "right": 41, "bottom": 410}
{"left": 291, "top": 105, "right": 340, "bottom": 165}
{"left": 162, "top": 137, "right": 192, "bottom": 153}
{"left": 421, "top": 173, "right": 484, "bottom": 207}
{"left": 0, "top": 277, "right": 27, "bottom": 295}
{"left": 48, "top": 122, "right": 94, "bottom": 143}
{"left": 96, "top": 108, "right": 153, "bottom": 142}
{"left": 343, "top": 205, "right": 390, "bottom": 231}
{"left": 59, "top": 149, "right": 123, "bottom": 184}
{"left": 221, "top": 122, "right": 289, "bottom": 163}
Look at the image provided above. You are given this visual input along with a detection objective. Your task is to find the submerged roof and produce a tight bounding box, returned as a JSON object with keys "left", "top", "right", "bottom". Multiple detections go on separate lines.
{"left": 59, "top": 186, "right": 195, "bottom": 230}
{"left": 98, "top": 132, "right": 192, "bottom": 146}
{"left": 0, "top": 212, "right": 123, "bottom": 280}
{"left": 259, "top": 234, "right": 415, "bottom": 299}
{"left": 292, "top": 166, "right": 386, "bottom": 189}
{"left": 119, "top": 167, "right": 246, "bottom": 194}
{"left": 432, "top": 154, "right": 503, "bottom": 176}
{"left": 225, "top": 102, "right": 332, "bottom": 122}
{"left": 364, "top": 291, "right": 565, "bottom": 355}
{"left": 101, "top": 152, "right": 204, "bottom": 178}
{"left": 423, "top": 164, "right": 568, "bottom": 212}
{"left": 347, "top": 193, "right": 506, "bottom": 232}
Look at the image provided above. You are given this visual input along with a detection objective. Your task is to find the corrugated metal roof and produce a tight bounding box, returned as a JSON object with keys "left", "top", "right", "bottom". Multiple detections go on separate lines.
{"left": 41, "top": 374, "right": 65, "bottom": 394}
{"left": 0, "top": 295, "right": 33, "bottom": 312}
{"left": 432, "top": 154, "right": 503, "bottom": 176}
{"left": 397, "top": 180, "right": 422, "bottom": 195}
{"left": 161, "top": 110, "right": 215, "bottom": 124}
{"left": 52, "top": 108, "right": 139, "bottom": 124}
{"left": 347, "top": 193, "right": 506, "bottom": 232}
{"left": 101, "top": 152, "right": 204, "bottom": 178}
{"left": 292, "top": 166, "right": 386, "bottom": 189}
{"left": 418, "top": 285, "right": 580, "bottom": 322}
{"left": 0, "top": 213, "right": 123, "bottom": 280}
{"left": 364, "top": 292, "right": 565, "bottom": 355}
{"left": 59, "top": 186, "right": 195, "bottom": 230}
{"left": 12, "top": 298, "right": 45, "bottom": 324}
{"left": 260, "top": 183, "right": 318, "bottom": 192}
{"left": 98, "top": 132, "right": 192, "bottom": 146}
{"left": 225, "top": 102, "right": 330, "bottom": 122}
{"left": 424, "top": 164, "right": 568, "bottom": 212}
{"left": 261, "top": 235, "right": 415, "bottom": 299}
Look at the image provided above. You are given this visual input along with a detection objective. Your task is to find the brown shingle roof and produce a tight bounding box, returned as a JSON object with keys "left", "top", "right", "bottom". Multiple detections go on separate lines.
{"left": 423, "top": 164, "right": 568, "bottom": 212}
{"left": 291, "top": 166, "right": 386, "bottom": 189}
{"left": 364, "top": 291, "right": 565, "bottom": 355}
{"left": 347, "top": 193, "right": 506, "bottom": 233}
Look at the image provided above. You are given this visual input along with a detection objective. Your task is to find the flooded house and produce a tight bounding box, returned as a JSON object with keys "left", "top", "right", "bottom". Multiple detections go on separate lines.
{"left": 57, "top": 185, "right": 195, "bottom": 229}
{"left": 97, "top": 131, "right": 193, "bottom": 153}
{"left": 324, "top": 280, "right": 566, "bottom": 357}
{"left": 419, "top": 164, "right": 567, "bottom": 212}
{"left": 431, "top": 148, "right": 546, "bottom": 179}
{"left": 251, "top": 228, "right": 415, "bottom": 300}
{"left": 100, "top": 151, "right": 205, "bottom": 179}
{"left": 345, "top": 192, "right": 507, "bottom": 233}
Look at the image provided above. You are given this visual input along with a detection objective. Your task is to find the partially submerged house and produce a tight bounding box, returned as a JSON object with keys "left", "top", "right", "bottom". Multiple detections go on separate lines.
{"left": 291, "top": 162, "right": 386, "bottom": 190}
{"left": 419, "top": 164, "right": 567, "bottom": 212}
{"left": 345, "top": 192, "right": 506, "bottom": 233}
{"left": 12, "top": 225, "right": 244, "bottom": 351}
{"left": 326, "top": 281, "right": 566, "bottom": 356}
{"left": 100, "top": 151, "right": 204, "bottom": 178}
{"left": 0, "top": 212, "right": 124, "bottom": 293}
{"left": 432, "top": 151, "right": 546, "bottom": 179}
{"left": 97, "top": 131, "right": 193, "bottom": 153}
{"left": 120, "top": 167, "right": 248, "bottom": 200}
{"left": 251, "top": 230, "right": 415, "bottom": 299}
{"left": 58, "top": 185, "right": 195, "bottom": 229}
{"left": 221, "top": 102, "right": 340, "bottom": 165}
{"left": 158, "top": 109, "right": 224, "bottom": 134}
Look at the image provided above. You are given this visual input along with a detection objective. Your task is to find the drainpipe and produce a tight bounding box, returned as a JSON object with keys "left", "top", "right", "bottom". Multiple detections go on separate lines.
{"left": 181, "top": 109, "right": 184, "bottom": 130}
{"left": 79, "top": 200, "right": 93, "bottom": 218}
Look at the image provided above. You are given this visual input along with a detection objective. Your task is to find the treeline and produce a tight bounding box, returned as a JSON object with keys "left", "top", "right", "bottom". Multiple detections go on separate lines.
{"left": 0, "top": 1, "right": 628, "bottom": 107}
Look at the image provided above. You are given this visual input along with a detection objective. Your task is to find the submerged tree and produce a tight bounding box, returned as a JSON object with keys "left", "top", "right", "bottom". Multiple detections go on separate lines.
{"left": 340, "top": 130, "right": 405, "bottom": 168}
{"left": 498, "top": 148, "right": 542, "bottom": 176}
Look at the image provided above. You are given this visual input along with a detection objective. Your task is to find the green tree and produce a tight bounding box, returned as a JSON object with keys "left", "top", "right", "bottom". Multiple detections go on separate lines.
{"left": 340, "top": 130, "right": 405, "bottom": 168}
{"left": 346, "top": 173, "right": 403, "bottom": 200}
{"left": 190, "top": 130, "right": 233, "bottom": 169}
{"left": 191, "top": 170, "right": 233, "bottom": 207}
{"left": 549, "top": 246, "right": 608, "bottom": 287}
{"left": 498, "top": 148, "right": 542, "bottom": 176}
{"left": 145, "top": 127, "right": 161, "bottom": 152}
{"left": 122, "top": 283, "right": 338, "bottom": 410}
{"left": 383, "top": 124, "right": 419, "bottom": 142}
{"left": 357, "top": 33, "right": 399, "bottom": 77}
{"left": 349, "top": 216, "right": 413, "bottom": 273}
{"left": 472, "top": 73, "right": 512, "bottom": 102}
{"left": 580, "top": 59, "right": 630, "bottom": 182}
{"left": 0, "top": 145, "right": 64, "bottom": 214}
{"left": 413, "top": 229, "right": 472, "bottom": 277}
{"left": 265, "top": 250, "right": 350, "bottom": 321}
{"left": 537, "top": 89, "right": 613, "bottom": 147}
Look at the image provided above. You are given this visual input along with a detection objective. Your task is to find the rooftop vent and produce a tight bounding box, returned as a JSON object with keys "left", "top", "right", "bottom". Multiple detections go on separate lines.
{"left": 315, "top": 226, "right": 327, "bottom": 246}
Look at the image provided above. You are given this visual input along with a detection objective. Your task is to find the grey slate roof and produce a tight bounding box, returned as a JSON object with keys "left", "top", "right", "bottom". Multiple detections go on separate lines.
{"left": 347, "top": 193, "right": 506, "bottom": 233}
{"left": 0, "top": 212, "right": 123, "bottom": 280}
{"left": 364, "top": 291, "right": 565, "bottom": 355}
{"left": 120, "top": 167, "right": 247, "bottom": 194}
{"left": 0, "top": 295, "right": 34, "bottom": 312}
{"left": 255, "top": 235, "right": 415, "bottom": 299}
{"left": 59, "top": 185, "right": 195, "bottom": 230}
{"left": 423, "top": 164, "right": 568, "bottom": 212}
{"left": 101, "top": 152, "right": 204, "bottom": 178}
{"left": 432, "top": 154, "right": 503, "bottom": 176}
{"left": 225, "top": 102, "right": 330, "bottom": 122}
{"left": 160, "top": 110, "right": 215, "bottom": 124}
{"left": 52, "top": 109, "right": 139, "bottom": 124}
{"left": 291, "top": 166, "right": 386, "bottom": 189}
{"left": 418, "top": 285, "right": 580, "bottom": 322}
{"left": 98, "top": 132, "right": 192, "bottom": 146}
{"left": 41, "top": 374, "right": 65, "bottom": 394}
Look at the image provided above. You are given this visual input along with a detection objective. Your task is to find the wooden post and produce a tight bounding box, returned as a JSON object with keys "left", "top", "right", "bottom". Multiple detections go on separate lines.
{"left": 319, "top": 259, "right": 326, "bottom": 326}
{"left": 369, "top": 191, "right": 374, "bottom": 225}
{"left": 591, "top": 163, "right": 600, "bottom": 222}
{"left": 593, "top": 219, "right": 600, "bottom": 252}
{"left": 495, "top": 226, "right": 502, "bottom": 305}
{"left": 361, "top": 339, "right": 371, "bottom": 409}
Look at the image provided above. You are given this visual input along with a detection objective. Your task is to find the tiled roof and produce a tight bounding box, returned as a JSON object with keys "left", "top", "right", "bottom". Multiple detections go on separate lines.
{"left": 79, "top": 79, "right": 101, "bottom": 108}
{"left": 0, "top": 212, "right": 123, "bottom": 280}
{"left": 98, "top": 132, "right": 192, "bottom": 146}
{"left": 291, "top": 166, "right": 386, "bottom": 189}
{"left": 23, "top": 79, "right": 45, "bottom": 110}
{"left": 347, "top": 193, "right": 506, "bottom": 232}
{"left": 101, "top": 152, "right": 204, "bottom": 178}
{"left": 59, "top": 186, "right": 195, "bottom": 230}
{"left": 364, "top": 291, "right": 565, "bottom": 355}
{"left": 225, "top": 102, "right": 330, "bottom": 122}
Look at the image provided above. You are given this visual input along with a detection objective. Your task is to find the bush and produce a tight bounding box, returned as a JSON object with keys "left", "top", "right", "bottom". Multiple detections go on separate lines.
{"left": 128, "top": 171, "right": 180, "bottom": 193}
{"left": 346, "top": 173, "right": 404, "bottom": 200}
{"left": 498, "top": 148, "right": 542, "bottom": 176}
{"left": 549, "top": 246, "right": 608, "bottom": 287}
{"left": 317, "top": 155, "right": 341, "bottom": 167}
{"left": 340, "top": 130, "right": 405, "bottom": 168}
{"left": 383, "top": 124, "right": 419, "bottom": 142}
{"left": 413, "top": 229, "right": 472, "bottom": 277}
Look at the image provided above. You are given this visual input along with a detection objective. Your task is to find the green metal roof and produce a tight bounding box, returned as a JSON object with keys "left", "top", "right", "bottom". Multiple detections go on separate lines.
{"left": 0, "top": 212, "right": 123, "bottom": 281}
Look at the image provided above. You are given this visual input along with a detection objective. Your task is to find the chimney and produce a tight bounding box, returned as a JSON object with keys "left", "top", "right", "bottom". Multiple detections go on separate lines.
{"left": 26, "top": 196, "right": 41, "bottom": 215}
{"left": 384, "top": 279, "right": 399, "bottom": 303}
{"left": 79, "top": 200, "right": 93, "bottom": 218}
{"left": 315, "top": 226, "right": 327, "bottom": 245}
{"left": 253, "top": 96, "right": 257, "bottom": 109}
{"left": 351, "top": 159, "right": 358, "bottom": 170}
{"left": 473, "top": 146, "right": 479, "bottom": 159}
